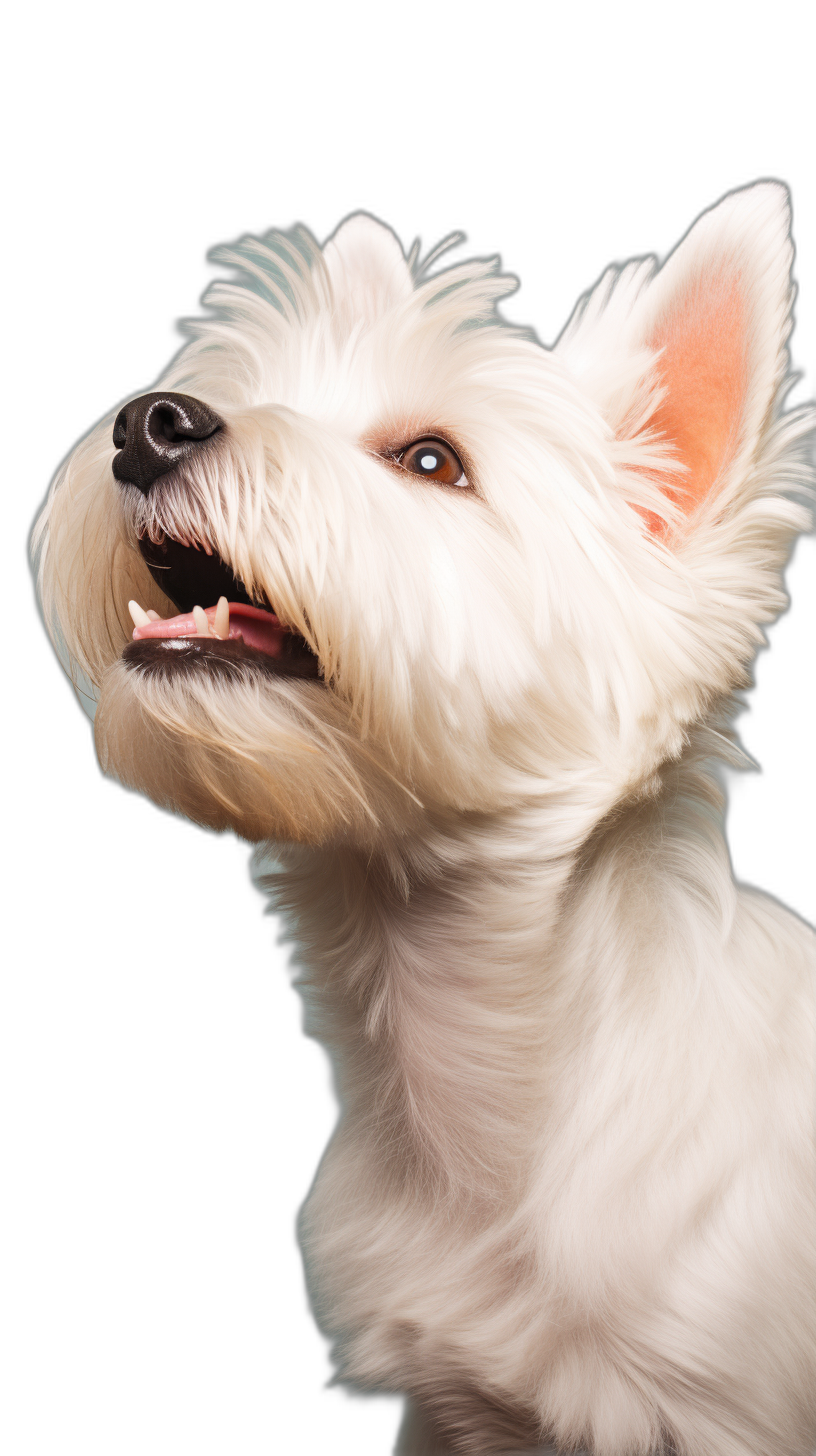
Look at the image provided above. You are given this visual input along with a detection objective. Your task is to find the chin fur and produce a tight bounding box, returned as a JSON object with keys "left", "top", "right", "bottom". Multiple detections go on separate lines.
{"left": 94, "top": 650, "right": 423, "bottom": 845}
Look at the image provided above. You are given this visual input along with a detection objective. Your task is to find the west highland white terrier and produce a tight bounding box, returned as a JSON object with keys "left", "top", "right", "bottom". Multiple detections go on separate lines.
{"left": 34, "top": 184, "right": 815, "bottom": 1455}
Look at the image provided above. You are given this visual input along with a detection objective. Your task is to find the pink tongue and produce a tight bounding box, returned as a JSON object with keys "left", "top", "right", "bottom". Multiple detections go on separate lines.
{"left": 132, "top": 602, "right": 288, "bottom": 659}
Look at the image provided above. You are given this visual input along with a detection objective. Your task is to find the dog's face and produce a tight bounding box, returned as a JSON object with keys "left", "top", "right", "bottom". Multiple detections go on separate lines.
{"left": 35, "top": 192, "right": 809, "bottom": 849}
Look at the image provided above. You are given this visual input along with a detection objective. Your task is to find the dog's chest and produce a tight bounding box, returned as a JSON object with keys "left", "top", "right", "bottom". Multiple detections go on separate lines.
{"left": 301, "top": 1129, "right": 543, "bottom": 1388}
{"left": 301, "top": 1087, "right": 678, "bottom": 1402}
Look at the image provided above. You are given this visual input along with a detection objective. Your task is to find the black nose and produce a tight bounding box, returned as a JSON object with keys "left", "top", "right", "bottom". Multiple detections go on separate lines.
{"left": 111, "top": 392, "right": 223, "bottom": 494}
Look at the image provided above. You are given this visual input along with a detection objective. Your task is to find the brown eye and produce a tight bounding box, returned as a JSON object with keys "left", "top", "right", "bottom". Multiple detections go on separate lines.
{"left": 399, "top": 437, "right": 468, "bottom": 487}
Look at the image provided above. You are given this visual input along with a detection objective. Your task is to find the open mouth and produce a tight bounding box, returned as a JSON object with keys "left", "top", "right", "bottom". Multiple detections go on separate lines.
{"left": 122, "top": 535, "right": 322, "bottom": 681}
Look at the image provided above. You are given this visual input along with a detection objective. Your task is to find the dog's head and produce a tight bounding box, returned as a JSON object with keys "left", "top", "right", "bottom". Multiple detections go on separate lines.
{"left": 34, "top": 186, "right": 812, "bottom": 850}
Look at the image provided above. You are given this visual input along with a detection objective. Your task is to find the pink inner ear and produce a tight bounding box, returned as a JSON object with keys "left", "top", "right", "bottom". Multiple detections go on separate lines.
{"left": 646, "top": 271, "right": 746, "bottom": 532}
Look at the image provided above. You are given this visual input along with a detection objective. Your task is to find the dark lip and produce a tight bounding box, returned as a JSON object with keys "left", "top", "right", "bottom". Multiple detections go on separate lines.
{"left": 123, "top": 634, "right": 323, "bottom": 681}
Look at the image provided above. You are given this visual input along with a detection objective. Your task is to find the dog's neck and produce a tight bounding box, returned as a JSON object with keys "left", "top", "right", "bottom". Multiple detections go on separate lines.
{"left": 266, "top": 746, "right": 734, "bottom": 1199}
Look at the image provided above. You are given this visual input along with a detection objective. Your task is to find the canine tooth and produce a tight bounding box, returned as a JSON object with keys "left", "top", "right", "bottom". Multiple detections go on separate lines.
{"left": 146, "top": 609, "right": 161, "bottom": 621}
{"left": 128, "top": 600, "right": 151, "bottom": 627}
{"left": 192, "top": 605, "right": 210, "bottom": 636}
{"left": 213, "top": 597, "right": 229, "bottom": 639}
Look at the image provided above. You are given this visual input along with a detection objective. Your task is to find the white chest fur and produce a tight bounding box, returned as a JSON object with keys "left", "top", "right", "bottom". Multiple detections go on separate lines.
{"left": 284, "top": 763, "right": 816, "bottom": 1454}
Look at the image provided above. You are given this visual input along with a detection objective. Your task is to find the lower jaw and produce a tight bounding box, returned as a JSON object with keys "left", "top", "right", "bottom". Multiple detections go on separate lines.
{"left": 122, "top": 634, "right": 324, "bottom": 681}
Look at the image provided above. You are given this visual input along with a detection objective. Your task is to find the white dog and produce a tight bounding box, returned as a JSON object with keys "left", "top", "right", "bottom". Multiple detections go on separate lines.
{"left": 35, "top": 183, "right": 815, "bottom": 1455}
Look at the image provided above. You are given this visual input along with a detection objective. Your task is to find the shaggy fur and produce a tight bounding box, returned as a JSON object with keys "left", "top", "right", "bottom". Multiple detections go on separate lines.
{"left": 34, "top": 184, "right": 815, "bottom": 1455}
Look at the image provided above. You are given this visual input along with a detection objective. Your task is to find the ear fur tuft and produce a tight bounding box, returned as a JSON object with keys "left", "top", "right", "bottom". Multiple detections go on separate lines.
{"left": 322, "top": 213, "right": 414, "bottom": 329}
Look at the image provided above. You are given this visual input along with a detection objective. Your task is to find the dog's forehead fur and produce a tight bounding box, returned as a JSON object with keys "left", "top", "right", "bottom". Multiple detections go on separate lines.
{"left": 165, "top": 214, "right": 613, "bottom": 536}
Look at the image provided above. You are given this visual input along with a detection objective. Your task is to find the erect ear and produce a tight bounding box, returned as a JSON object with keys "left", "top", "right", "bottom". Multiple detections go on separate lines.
{"left": 638, "top": 183, "right": 794, "bottom": 527}
{"left": 322, "top": 212, "right": 413, "bottom": 329}
{"left": 558, "top": 183, "right": 795, "bottom": 533}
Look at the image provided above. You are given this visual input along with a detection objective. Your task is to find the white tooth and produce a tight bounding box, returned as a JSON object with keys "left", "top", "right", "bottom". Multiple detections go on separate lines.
{"left": 192, "top": 605, "right": 210, "bottom": 636}
{"left": 146, "top": 609, "right": 161, "bottom": 621}
{"left": 213, "top": 597, "right": 229, "bottom": 639}
{"left": 128, "top": 600, "right": 151, "bottom": 627}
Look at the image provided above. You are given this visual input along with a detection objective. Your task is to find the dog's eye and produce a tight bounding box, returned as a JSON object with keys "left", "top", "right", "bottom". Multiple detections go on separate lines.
{"left": 398, "top": 438, "right": 468, "bottom": 487}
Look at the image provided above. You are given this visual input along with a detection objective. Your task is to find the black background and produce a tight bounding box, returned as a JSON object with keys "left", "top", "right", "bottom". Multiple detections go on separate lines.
{"left": 15, "top": 82, "right": 810, "bottom": 1456}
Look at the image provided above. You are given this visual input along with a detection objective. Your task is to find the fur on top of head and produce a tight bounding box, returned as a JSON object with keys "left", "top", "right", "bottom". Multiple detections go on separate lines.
{"left": 34, "top": 183, "right": 814, "bottom": 848}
